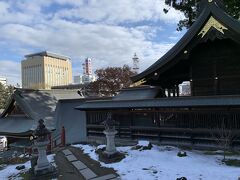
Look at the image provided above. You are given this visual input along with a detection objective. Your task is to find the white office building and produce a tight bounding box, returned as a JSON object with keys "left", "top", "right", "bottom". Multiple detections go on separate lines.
{"left": 73, "top": 75, "right": 83, "bottom": 84}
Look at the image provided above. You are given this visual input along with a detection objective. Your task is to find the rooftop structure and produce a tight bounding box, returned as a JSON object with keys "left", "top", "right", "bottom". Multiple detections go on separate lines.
{"left": 25, "top": 51, "right": 70, "bottom": 61}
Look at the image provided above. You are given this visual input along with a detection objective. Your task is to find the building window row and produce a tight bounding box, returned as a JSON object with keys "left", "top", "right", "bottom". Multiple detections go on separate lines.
{"left": 45, "top": 64, "right": 68, "bottom": 70}
{"left": 23, "top": 64, "right": 41, "bottom": 69}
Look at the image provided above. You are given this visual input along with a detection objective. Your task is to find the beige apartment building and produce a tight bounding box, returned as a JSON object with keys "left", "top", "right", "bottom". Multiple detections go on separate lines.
{"left": 21, "top": 51, "right": 72, "bottom": 89}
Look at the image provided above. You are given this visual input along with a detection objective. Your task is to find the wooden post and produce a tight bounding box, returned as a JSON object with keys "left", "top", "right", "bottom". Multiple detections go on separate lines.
{"left": 130, "top": 111, "right": 134, "bottom": 140}
{"left": 47, "top": 133, "right": 52, "bottom": 153}
{"left": 190, "top": 80, "right": 194, "bottom": 96}
{"left": 61, "top": 126, "right": 66, "bottom": 146}
{"left": 28, "top": 147, "right": 32, "bottom": 155}
{"left": 213, "top": 59, "right": 218, "bottom": 95}
{"left": 190, "top": 65, "right": 194, "bottom": 96}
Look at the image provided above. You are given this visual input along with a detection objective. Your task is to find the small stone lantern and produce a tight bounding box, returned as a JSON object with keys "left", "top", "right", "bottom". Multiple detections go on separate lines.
{"left": 103, "top": 112, "right": 118, "bottom": 155}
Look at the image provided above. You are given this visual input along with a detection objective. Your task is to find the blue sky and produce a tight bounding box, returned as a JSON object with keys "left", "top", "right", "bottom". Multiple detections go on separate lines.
{"left": 0, "top": 0, "right": 185, "bottom": 85}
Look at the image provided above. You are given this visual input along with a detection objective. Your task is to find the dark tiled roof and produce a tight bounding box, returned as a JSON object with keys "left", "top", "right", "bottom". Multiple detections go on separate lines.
{"left": 76, "top": 95, "right": 240, "bottom": 110}
{"left": 0, "top": 89, "right": 82, "bottom": 134}
{"left": 0, "top": 117, "right": 34, "bottom": 135}
{"left": 113, "top": 86, "right": 160, "bottom": 100}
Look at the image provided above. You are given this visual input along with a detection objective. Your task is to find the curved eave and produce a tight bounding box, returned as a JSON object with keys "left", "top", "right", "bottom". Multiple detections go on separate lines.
{"left": 131, "top": 2, "right": 240, "bottom": 83}
{"left": 1, "top": 131, "right": 33, "bottom": 137}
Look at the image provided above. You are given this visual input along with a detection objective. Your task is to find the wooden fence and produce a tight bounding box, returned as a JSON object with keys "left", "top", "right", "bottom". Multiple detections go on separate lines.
{"left": 86, "top": 109, "right": 240, "bottom": 147}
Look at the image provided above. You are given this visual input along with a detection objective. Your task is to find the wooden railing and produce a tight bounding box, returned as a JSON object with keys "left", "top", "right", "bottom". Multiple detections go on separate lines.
{"left": 51, "top": 126, "right": 66, "bottom": 150}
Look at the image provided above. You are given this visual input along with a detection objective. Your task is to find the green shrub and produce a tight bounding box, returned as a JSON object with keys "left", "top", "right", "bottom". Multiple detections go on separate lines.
{"left": 223, "top": 159, "right": 240, "bottom": 167}
{"left": 177, "top": 151, "right": 187, "bottom": 157}
{"left": 131, "top": 143, "right": 153, "bottom": 151}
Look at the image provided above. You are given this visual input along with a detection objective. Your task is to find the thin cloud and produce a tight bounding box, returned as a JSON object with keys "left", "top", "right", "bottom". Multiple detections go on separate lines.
{"left": 0, "top": 0, "right": 184, "bottom": 85}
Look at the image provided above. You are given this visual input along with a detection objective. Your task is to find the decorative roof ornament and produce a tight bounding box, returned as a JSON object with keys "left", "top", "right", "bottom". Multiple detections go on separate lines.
{"left": 130, "top": 78, "right": 146, "bottom": 87}
{"left": 198, "top": 16, "right": 228, "bottom": 38}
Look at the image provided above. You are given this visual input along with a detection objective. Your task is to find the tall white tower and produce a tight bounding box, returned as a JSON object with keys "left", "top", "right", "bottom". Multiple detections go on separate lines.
{"left": 132, "top": 53, "right": 139, "bottom": 74}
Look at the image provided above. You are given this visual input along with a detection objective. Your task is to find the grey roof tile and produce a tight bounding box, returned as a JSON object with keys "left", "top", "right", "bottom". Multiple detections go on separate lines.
{"left": 113, "top": 86, "right": 160, "bottom": 100}
{"left": 0, "top": 89, "right": 82, "bottom": 135}
{"left": 77, "top": 95, "right": 240, "bottom": 110}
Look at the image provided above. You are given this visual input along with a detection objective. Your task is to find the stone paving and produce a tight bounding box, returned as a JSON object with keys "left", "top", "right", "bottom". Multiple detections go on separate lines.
{"left": 62, "top": 148, "right": 120, "bottom": 180}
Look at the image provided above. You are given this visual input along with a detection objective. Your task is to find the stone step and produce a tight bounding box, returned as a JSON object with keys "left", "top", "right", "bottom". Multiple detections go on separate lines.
{"left": 62, "top": 148, "right": 120, "bottom": 180}
{"left": 66, "top": 154, "right": 77, "bottom": 162}
{"left": 110, "top": 177, "right": 121, "bottom": 180}
{"left": 72, "top": 160, "right": 87, "bottom": 170}
{"left": 91, "top": 174, "right": 116, "bottom": 180}
{"left": 62, "top": 149, "right": 72, "bottom": 156}
{"left": 80, "top": 168, "right": 97, "bottom": 180}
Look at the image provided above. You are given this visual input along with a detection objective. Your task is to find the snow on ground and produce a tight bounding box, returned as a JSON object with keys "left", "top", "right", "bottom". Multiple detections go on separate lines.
{"left": 73, "top": 143, "right": 240, "bottom": 180}
{"left": 0, "top": 154, "right": 55, "bottom": 179}
{"left": 138, "top": 140, "right": 149, "bottom": 147}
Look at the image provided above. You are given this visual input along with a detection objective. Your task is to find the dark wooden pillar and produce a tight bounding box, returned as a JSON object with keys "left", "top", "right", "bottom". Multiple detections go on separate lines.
{"left": 214, "top": 77, "right": 219, "bottom": 95}
{"left": 190, "top": 80, "right": 194, "bottom": 96}
{"left": 190, "top": 65, "right": 194, "bottom": 96}
{"left": 167, "top": 89, "right": 171, "bottom": 97}
{"left": 47, "top": 133, "right": 52, "bottom": 153}
{"left": 130, "top": 111, "right": 134, "bottom": 139}
{"left": 214, "top": 60, "right": 219, "bottom": 95}
{"left": 176, "top": 85, "right": 179, "bottom": 97}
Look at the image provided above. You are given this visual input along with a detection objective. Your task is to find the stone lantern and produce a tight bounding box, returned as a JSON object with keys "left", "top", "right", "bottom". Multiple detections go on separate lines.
{"left": 33, "top": 119, "right": 55, "bottom": 175}
{"left": 103, "top": 112, "right": 118, "bottom": 155}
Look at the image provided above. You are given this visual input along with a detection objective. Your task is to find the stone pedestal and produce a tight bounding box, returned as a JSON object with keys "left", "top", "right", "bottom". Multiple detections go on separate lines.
{"left": 34, "top": 140, "right": 54, "bottom": 175}
{"left": 103, "top": 130, "right": 117, "bottom": 155}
